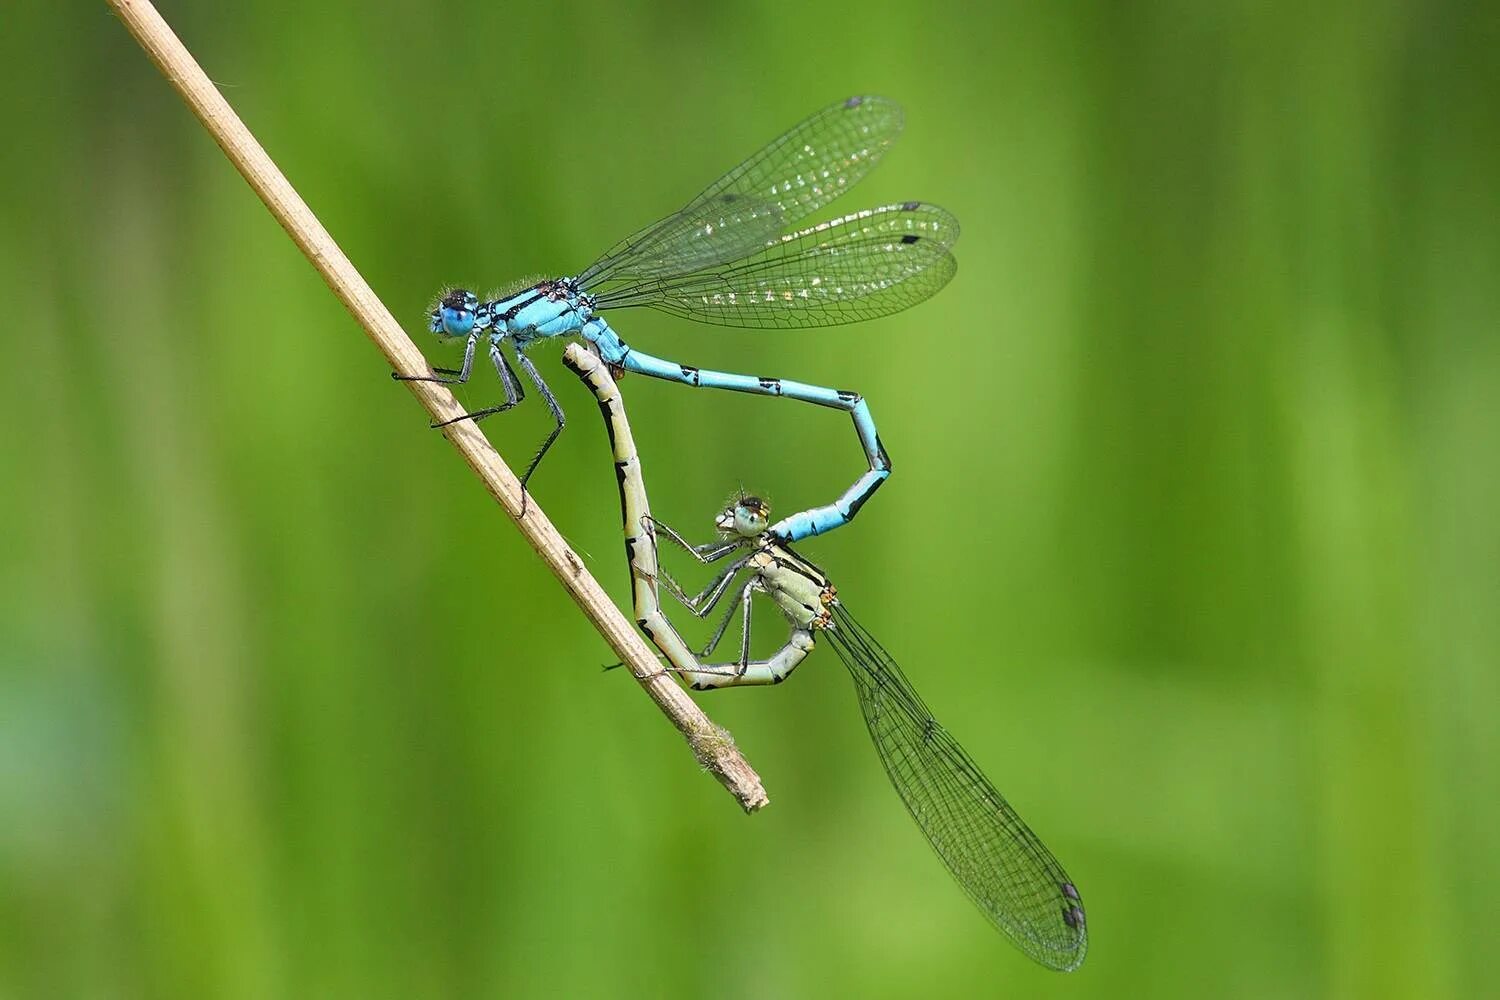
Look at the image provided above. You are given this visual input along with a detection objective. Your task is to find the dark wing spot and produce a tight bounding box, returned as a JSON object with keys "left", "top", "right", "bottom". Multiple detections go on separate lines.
{"left": 900, "top": 201, "right": 921, "bottom": 211}
{"left": 844, "top": 96, "right": 864, "bottom": 109}
{"left": 900, "top": 234, "right": 920, "bottom": 244}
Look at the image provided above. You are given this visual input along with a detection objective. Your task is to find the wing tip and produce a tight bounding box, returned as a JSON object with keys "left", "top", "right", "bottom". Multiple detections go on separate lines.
{"left": 840, "top": 94, "right": 904, "bottom": 126}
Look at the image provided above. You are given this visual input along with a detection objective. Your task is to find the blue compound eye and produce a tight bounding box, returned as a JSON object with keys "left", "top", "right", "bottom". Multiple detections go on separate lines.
{"left": 440, "top": 306, "right": 474, "bottom": 336}
{"left": 431, "top": 289, "right": 479, "bottom": 337}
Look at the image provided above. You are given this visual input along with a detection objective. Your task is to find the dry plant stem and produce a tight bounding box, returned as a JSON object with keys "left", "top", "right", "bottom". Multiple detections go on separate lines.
{"left": 107, "top": 0, "right": 768, "bottom": 812}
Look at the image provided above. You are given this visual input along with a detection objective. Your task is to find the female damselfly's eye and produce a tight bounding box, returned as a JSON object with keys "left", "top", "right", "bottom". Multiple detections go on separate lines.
{"left": 734, "top": 498, "right": 770, "bottom": 535}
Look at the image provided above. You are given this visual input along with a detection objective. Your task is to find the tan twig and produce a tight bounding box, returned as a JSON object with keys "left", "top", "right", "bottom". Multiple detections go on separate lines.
{"left": 106, "top": 0, "right": 768, "bottom": 811}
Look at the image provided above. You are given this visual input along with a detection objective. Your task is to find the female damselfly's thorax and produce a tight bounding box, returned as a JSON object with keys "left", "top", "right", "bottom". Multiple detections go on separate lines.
{"left": 750, "top": 542, "right": 837, "bottom": 631}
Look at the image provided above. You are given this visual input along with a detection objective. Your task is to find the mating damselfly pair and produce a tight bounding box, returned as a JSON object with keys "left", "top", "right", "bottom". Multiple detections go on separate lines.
{"left": 406, "top": 95, "right": 1087, "bottom": 971}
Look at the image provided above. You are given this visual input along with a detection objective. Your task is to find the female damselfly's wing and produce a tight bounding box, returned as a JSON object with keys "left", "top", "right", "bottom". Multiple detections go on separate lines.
{"left": 824, "top": 605, "right": 1088, "bottom": 972}
{"left": 592, "top": 202, "right": 958, "bottom": 329}
{"left": 578, "top": 96, "right": 904, "bottom": 287}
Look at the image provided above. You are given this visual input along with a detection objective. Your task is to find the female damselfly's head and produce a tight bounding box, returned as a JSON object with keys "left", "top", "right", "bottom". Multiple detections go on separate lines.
{"left": 716, "top": 495, "right": 770, "bottom": 538}
{"left": 429, "top": 289, "right": 482, "bottom": 337}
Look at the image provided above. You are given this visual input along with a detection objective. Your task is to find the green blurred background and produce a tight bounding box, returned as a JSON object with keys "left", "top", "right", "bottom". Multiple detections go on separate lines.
{"left": 2, "top": 1, "right": 1496, "bottom": 996}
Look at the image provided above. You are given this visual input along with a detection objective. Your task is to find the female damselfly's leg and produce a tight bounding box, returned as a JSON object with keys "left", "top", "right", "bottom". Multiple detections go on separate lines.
{"left": 663, "top": 560, "right": 814, "bottom": 679}
{"left": 665, "top": 577, "right": 759, "bottom": 665}
{"left": 706, "top": 579, "right": 759, "bottom": 664}
{"left": 648, "top": 529, "right": 799, "bottom": 668}
{"left": 653, "top": 575, "right": 815, "bottom": 688}
{"left": 655, "top": 568, "right": 757, "bottom": 660}
{"left": 654, "top": 555, "right": 756, "bottom": 624}
{"left": 642, "top": 516, "right": 755, "bottom": 614}
{"left": 644, "top": 514, "right": 742, "bottom": 563}
{"left": 616, "top": 347, "right": 890, "bottom": 544}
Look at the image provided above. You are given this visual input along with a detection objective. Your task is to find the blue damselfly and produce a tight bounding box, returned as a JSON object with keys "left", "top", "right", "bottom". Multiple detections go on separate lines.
{"left": 402, "top": 96, "right": 956, "bottom": 543}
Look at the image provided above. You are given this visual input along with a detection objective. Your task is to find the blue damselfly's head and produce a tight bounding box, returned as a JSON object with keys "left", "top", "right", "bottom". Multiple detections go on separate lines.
{"left": 717, "top": 495, "right": 770, "bottom": 538}
{"left": 429, "top": 289, "right": 482, "bottom": 338}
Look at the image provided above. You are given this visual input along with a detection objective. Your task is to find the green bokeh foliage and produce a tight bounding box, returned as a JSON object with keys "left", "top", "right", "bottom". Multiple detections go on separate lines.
{"left": 1, "top": 1, "right": 1496, "bottom": 996}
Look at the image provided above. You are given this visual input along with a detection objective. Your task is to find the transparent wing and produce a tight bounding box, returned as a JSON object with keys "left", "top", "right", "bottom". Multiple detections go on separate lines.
{"left": 825, "top": 605, "right": 1088, "bottom": 972}
{"left": 591, "top": 203, "right": 958, "bottom": 329}
{"left": 578, "top": 96, "right": 904, "bottom": 287}
{"left": 579, "top": 192, "right": 788, "bottom": 285}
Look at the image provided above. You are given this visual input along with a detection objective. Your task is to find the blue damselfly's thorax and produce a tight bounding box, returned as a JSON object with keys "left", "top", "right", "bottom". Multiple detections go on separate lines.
{"left": 429, "top": 279, "right": 596, "bottom": 343}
